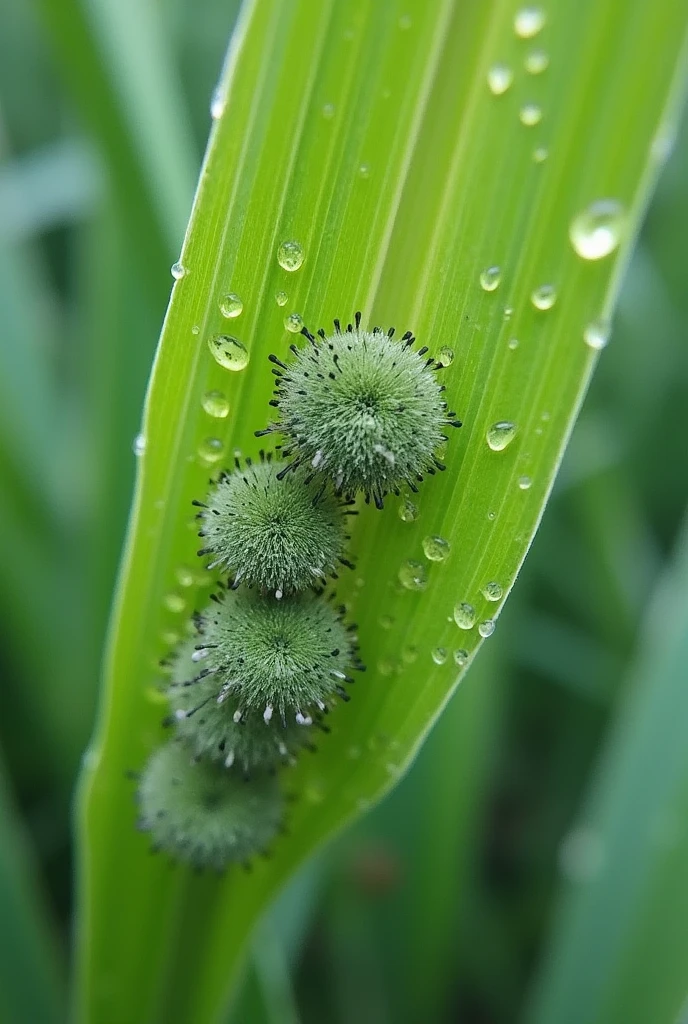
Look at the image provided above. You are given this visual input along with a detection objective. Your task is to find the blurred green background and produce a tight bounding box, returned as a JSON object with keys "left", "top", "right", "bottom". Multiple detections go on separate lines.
{"left": 1, "top": 1, "right": 688, "bottom": 1022}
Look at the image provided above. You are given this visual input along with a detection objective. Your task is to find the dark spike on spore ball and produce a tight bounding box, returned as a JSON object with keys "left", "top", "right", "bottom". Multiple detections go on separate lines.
{"left": 256, "top": 312, "right": 462, "bottom": 507}
{"left": 188, "top": 588, "right": 363, "bottom": 723}
{"left": 167, "top": 639, "right": 318, "bottom": 771}
{"left": 136, "top": 740, "right": 283, "bottom": 870}
{"left": 195, "top": 452, "right": 352, "bottom": 597}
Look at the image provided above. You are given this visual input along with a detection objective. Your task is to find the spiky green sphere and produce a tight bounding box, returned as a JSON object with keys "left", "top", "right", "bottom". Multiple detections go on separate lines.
{"left": 137, "top": 741, "right": 283, "bottom": 869}
{"left": 168, "top": 639, "right": 315, "bottom": 771}
{"left": 196, "top": 455, "right": 350, "bottom": 595}
{"left": 258, "top": 314, "right": 461, "bottom": 507}
{"left": 194, "top": 588, "right": 360, "bottom": 719}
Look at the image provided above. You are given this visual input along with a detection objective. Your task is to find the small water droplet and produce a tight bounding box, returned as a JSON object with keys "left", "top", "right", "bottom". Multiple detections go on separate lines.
{"left": 503, "top": 306, "right": 514, "bottom": 321}
{"left": 431, "top": 647, "right": 448, "bottom": 665}
{"left": 398, "top": 498, "right": 419, "bottom": 523}
{"left": 518, "top": 475, "right": 532, "bottom": 490}
{"left": 482, "top": 581, "right": 503, "bottom": 601}
{"left": 170, "top": 261, "right": 186, "bottom": 280}
{"left": 487, "top": 510, "right": 497, "bottom": 521}
{"left": 398, "top": 560, "right": 428, "bottom": 591}
{"left": 198, "top": 437, "right": 225, "bottom": 466}
{"left": 478, "top": 619, "right": 495, "bottom": 638}
{"left": 525, "top": 48, "right": 549, "bottom": 73}
{"left": 531, "top": 284, "right": 557, "bottom": 310}
{"left": 487, "top": 63, "right": 513, "bottom": 95}
{"left": 583, "top": 319, "right": 611, "bottom": 350}
{"left": 191, "top": 325, "right": 200, "bottom": 336}
{"left": 208, "top": 334, "right": 249, "bottom": 371}
{"left": 219, "top": 292, "right": 243, "bottom": 318}
{"left": 480, "top": 265, "right": 501, "bottom": 292}
{"left": 277, "top": 240, "right": 305, "bottom": 272}
{"left": 402, "top": 645, "right": 418, "bottom": 664}
{"left": 176, "top": 566, "right": 195, "bottom": 588}
{"left": 569, "top": 199, "right": 626, "bottom": 260}
{"left": 436, "top": 346, "right": 454, "bottom": 367}
{"left": 486, "top": 421, "right": 517, "bottom": 451}
{"left": 508, "top": 337, "right": 519, "bottom": 350}
{"left": 378, "top": 659, "right": 395, "bottom": 677}
{"left": 161, "top": 630, "right": 180, "bottom": 647}
{"left": 133, "top": 433, "right": 146, "bottom": 456}
{"left": 164, "top": 593, "right": 186, "bottom": 614}
{"left": 398, "top": 13, "right": 412, "bottom": 29}
{"left": 454, "top": 648, "right": 469, "bottom": 667}
{"left": 379, "top": 614, "right": 394, "bottom": 630}
{"left": 210, "top": 87, "right": 225, "bottom": 119}
{"left": 359, "top": 163, "right": 370, "bottom": 179}
{"left": 422, "top": 535, "right": 451, "bottom": 562}
{"left": 519, "top": 102, "right": 543, "bottom": 126}
{"left": 284, "top": 312, "right": 304, "bottom": 333}
{"left": 532, "top": 146, "right": 549, "bottom": 163}
{"left": 454, "top": 602, "right": 476, "bottom": 629}
{"left": 514, "top": 6, "right": 546, "bottom": 38}
{"left": 322, "top": 102, "right": 335, "bottom": 119}
{"left": 201, "top": 390, "right": 230, "bottom": 418}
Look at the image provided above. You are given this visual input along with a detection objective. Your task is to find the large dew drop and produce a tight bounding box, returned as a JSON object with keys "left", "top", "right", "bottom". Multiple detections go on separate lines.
{"left": 398, "top": 560, "right": 428, "bottom": 591}
{"left": 277, "top": 240, "right": 305, "bottom": 272}
{"left": 583, "top": 319, "right": 611, "bottom": 350}
{"left": 487, "top": 64, "right": 513, "bottom": 95}
{"left": 514, "top": 6, "right": 546, "bottom": 38}
{"left": 422, "top": 536, "right": 451, "bottom": 562}
{"left": 569, "top": 199, "right": 626, "bottom": 260}
{"left": 202, "top": 390, "right": 230, "bottom": 418}
{"left": 284, "top": 312, "right": 304, "bottom": 333}
{"left": 531, "top": 284, "right": 557, "bottom": 310}
{"left": 480, "top": 266, "right": 502, "bottom": 292}
{"left": 486, "top": 421, "right": 517, "bottom": 451}
{"left": 207, "top": 334, "right": 249, "bottom": 371}
{"left": 220, "top": 293, "right": 243, "bottom": 318}
{"left": 454, "top": 602, "right": 476, "bottom": 630}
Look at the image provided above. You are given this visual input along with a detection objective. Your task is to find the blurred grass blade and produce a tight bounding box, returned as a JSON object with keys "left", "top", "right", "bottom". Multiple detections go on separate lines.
{"left": 0, "top": 755, "right": 65, "bottom": 1024}
{"left": 524, "top": 510, "right": 688, "bottom": 1024}
{"left": 74, "top": 1, "right": 688, "bottom": 1021}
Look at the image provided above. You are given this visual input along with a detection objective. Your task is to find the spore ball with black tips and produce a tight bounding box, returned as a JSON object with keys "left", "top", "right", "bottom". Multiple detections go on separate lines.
{"left": 257, "top": 312, "right": 462, "bottom": 507}
{"left": 167, "top": 639, "right": 318, "bottom": 772}
{"left": 137, "top": 740, "right": 283, "bottom": 869}
{"left": 195, "top": 452, "right": 352, "bottom": 597}
{"left": 191, "top": 587, "right": 362, "bottom": 723}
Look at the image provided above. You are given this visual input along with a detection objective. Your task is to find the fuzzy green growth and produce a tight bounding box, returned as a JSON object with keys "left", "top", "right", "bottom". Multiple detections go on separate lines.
{"left": 168, "top": 639, "right": 316, "bottom": 771}
{"left": 196, "top": 588, "right": 360, "bottom": 719}
{"left": 260, "top": 316, "right": 461, "bottom": 507}
{"left": 197, "top": 455, "right": 349, "bottom": 595}
{"left": 137, "top": 741, "right": 283, "bottom": 869}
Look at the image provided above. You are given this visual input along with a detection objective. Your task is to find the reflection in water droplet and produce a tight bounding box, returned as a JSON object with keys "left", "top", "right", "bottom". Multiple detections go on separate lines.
{"left": 437, "top": 346, "right": 454, "bottom": 366}
{"left": 518, "top": 475, "right": 532, "bottom": 490}
{"left": 133, "top": 433, "right": 146, "bottom": 456}
{"left": 277, "top": 240, "right": 305, "bottom": 272}
{"left": 201, "top": 390, "right": 230, "bottom": 418}
{"left": 583, "top": 319, "right": 611, "bottom": 350}
{"left": 569, "top": 199, "right": 625, "bottom": 260}
{"left": 480, "top": 265, "right": 502, "bottom": 292}
{"left": 514, "top": 6, "right": 546, "bottom": 38}
{"left": 220, "top": 292, "right": 243, "bottom": 318}
{"left": 486, "top": 421, "right": 517, "bottom": 451}
{"left": 454, "top": 648, "right": 469, "bottom": 667}
{"left": 284, "top": 312, "right": 304, "bottom": 333}
{"left": 532, "top": 146, "right": 549, "bottom": 163}
{"left": 198, "top": 437, "right": 225, "bottom": 466}
{"left": 164, "top": 593, "right": 186, "bottom": 614}
{"left": 398, "top": 498, "right": 419, "bottom": 522}
{"left": 525, "top": 49, "right": 549, "bottom": 73}
{"left": 482, "top": 581, "right": 503, "bottom": 601}
{"left": 275, "top": 290, "right": 288, "bottom": 307}
{"left": 531, "top": 284, "right": 557, "bottom": 310}
{"left": 487, "top": 64, "right": 514, "bottom": 95}
{"left": 170, "top": 261, "right": 186, "bottom": 280}
{"left": 519, "top": 103, "right": 543, "bottom": 126}
{"left": 478, "top": 619, "right": 495, "bottom": 638}
{"left": 454, "top": 602, "right": 476, "bottom": 629}
{"left": 422, "top": 536, "right": 451, "bottom": 562}
{"left": 398, "top": 560, "right": 428, "bottom": 591}
{"left": 208, "top": 334, "right": 249, "bottom": 370}
{"left": 432, "top": 647, "right": 448, "bottom": 665}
